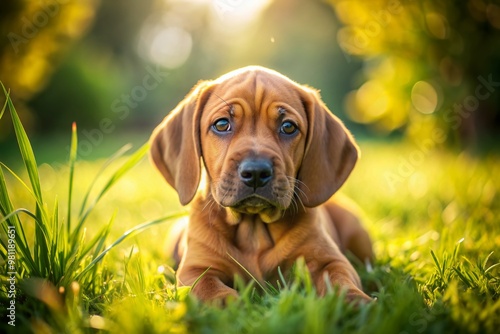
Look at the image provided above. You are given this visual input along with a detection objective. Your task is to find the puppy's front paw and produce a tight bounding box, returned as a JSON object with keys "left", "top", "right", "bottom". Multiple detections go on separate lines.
{"left": 202, "top": 289, "right": 239, "bottom": 307}
{"left": 344, "top": 289, "right": 374, "bottom": 306}
{"left": 218, "top": 290, "right": 239, "bottom": 306}
{"left": 190, "top": 277, "right": 239, "bottom": 307}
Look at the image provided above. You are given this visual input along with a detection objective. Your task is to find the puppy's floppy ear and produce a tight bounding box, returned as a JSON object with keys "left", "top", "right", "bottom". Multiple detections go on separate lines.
{"left": 150, "top": 81, "right": 212, "bottom": 205}
{"left": 297, "top": 87, "right": 359, "bottom": 207}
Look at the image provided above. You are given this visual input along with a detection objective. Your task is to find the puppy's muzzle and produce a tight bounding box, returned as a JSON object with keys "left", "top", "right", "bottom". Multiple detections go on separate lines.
{"left": 238, "top": 158, "right": 273, "bottom": 190}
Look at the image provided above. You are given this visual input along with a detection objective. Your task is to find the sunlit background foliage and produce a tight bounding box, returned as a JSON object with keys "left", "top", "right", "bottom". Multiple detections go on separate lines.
{"left": 1, "top": 0, "right": 499, "bottom": 151}
{"left": 1, "top": 0, "right": 355, "bottom": 148}
{"left": 330, "top": 0, "right": 500, "bottom": 145}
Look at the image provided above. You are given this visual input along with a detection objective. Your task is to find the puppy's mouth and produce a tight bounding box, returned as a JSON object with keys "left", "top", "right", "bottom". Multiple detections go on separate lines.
{"left": 222, "top": 195, "right": 283, "bottom": 224}
{"left": 231, "top": 195, "right": 276, "bottom": 214}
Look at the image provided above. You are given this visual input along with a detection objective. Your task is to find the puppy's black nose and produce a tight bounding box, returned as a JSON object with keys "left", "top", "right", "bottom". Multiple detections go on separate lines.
{"left": 238, "top": 159, "right": 273, "bottom": 189}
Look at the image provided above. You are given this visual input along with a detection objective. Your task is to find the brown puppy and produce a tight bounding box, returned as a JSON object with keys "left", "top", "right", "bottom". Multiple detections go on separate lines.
{"left": 150, "top": 66, "right": 373, "bottom": 303}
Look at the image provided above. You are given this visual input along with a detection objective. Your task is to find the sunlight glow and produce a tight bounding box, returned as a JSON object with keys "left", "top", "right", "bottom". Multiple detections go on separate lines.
{"left": 147, "top": 26, "right": 192, "bottom": 69}
{"left": 209, "top": 0, "right": 272, "bottom": 27}
{"left": 346, "top": 80, "right": 390, "bottom": 123}
{"left": 140, "top": 0, "right": 270, "bottom": 68}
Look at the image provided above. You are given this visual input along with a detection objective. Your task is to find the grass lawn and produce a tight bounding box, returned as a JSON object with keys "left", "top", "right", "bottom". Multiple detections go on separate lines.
{"left": 1, "top": 96, "right": 499, "bottom": 333}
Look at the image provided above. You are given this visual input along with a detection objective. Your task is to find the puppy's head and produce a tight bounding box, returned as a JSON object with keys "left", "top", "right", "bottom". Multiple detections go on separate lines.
{"left": 150, "top": 66, "right": 358, "bottom": 223}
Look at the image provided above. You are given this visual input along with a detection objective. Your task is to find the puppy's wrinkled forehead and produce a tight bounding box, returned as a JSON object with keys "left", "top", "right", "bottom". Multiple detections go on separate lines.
{"left": 207, "top": 68, "right": 304, "bottom": 112}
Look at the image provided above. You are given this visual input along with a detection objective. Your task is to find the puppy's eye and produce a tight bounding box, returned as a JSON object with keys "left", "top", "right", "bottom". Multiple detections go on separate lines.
{"left": 280, "top": 121, "right": 298, "bottom": 135}
{"left": 212, "top": 118, "right": 231, "bottom": 133}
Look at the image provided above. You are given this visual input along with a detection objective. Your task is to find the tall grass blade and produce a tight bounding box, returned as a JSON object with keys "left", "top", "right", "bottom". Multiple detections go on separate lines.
{"left": 227, "top": 252, "right": 268, "bottom": 293}
{"left": 73, "top": 143, "right": 149, "bottom": 242}
{"left": 0, "top": 208, "right": 36, "bottom": 263}
{"left": 430, "top": 250, "right": 441, "bottom": 275}
{"left": 0, "top": 167, "right": 29, "bottom": 242}
{"left": 51, "top": 198, "right": 64, "bottom": 281}
{"left": 277, "top": 266, "right": 288, "bottom": 290}
{"left": 34, "top": 205, "right": 50, "bottom": 277}
{"left": 190, "top": 267, "right": 212, "bottom": 293}
{"left": 93, "top": 143, "right": 149, "bottom": 204}
{"left": 0, "top": 86, "right": 9, "bottom": 119}
{"left": 0, "top": 167, "right": 38, "bottom": 274}
{"left": 79, "top": 212, "right": 116, "bottom": 262}
{"left": 77, "top": 144, "right": 132, "bottom": 219}
{"left": 453, "top": 268, "right": 473, "bottom": 288}
{"left": 453, "top": 238, "right": 464, "bottom": 260}
{"left": 0, "top": 162, "right": 42, "bottom": 208}
{"left": 484, "top": 263, "right": 500, "bottom": 275}
{"left": 75, "top": 211, "right": 186, "bottom": 281}
{"left": 1, "top": 82, "right": 43, "bottom": 204}
{"left": 62, "top": 229, "right": 87, "bottom": 286}
{"left": 67, "top": 122, "right": 78, "bottom": 236}
{"left": 120, "top": 245, "right": 135, "bottom": 293}
{"left": 481, "top": 251, "right": 494, "bottom": 272}
{"left": 1, "top": 82, "right": 51, "bottom": 278}
{"left": 0, "top": 208, "right": 39, "bottom": 223}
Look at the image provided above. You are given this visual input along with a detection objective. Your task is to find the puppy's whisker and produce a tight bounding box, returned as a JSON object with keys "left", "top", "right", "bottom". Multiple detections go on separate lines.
{"left": 292, "top": 183, "right": 309, "bottom": 204}
{"left": 213, "top": 92, "right": 234, "bottom": 115}
{"left": 290, "top": 196, "right": 299, "bottom": 215}
{"left": 284, "top": 175, "right": 309, "bottom": 205}
{"left": 287, "top": 177, "right": 307, "bottom": 191}
{"left": 292, "top": 187, "right": 307, "bottom": 212}
{"left": 202, "top": 197, "right": 215, "bottom": 212}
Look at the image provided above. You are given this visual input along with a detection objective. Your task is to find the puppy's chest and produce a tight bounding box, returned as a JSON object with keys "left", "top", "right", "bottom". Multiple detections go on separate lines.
{"left": 230, "top": 217, "right": 284, "bottom": 283}
{"left": 234, "top": 217, "right": 275, "bottom": 254}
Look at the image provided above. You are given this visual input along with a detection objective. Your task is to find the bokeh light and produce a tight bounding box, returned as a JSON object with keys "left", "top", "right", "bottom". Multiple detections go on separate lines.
{"left": 329, "top": 0, "right": 500, "bottom": 144}
{"left": 411, "top": 81, "right": 439, "bottom": 115}
{"left": 141, "top": 25, "right": 192, "bottom": 68}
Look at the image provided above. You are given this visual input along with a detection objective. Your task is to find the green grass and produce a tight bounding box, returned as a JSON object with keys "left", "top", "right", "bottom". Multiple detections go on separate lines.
{"left": 1, "top": 88, "right": 499, "bottom": 333}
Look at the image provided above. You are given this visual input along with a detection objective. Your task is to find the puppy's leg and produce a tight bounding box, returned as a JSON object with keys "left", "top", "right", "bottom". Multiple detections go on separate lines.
{"left": 305, "top": 246, "right": 372, "bottom": 303}
{"left": 319, "top": 259, "right": 373, "bottom": 303}
{"left": 324, "top": 197, "right": 374, "bottom": 264}
{"left": 164, "top": 217, "right": 188, "bottom": 268}
{"left": 192, "top": 276, "right": 239, "bottom": 304}
{"left": 178, "top": 268, "right": 238, "bottom": 304}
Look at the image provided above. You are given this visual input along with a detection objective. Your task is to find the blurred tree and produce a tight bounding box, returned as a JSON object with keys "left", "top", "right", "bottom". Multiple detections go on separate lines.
{"left": 1, "top": 0, "right": 362, "bottom": 141}
{"left": 29, "top": 0, "right": 155, "bottom": 132}
{"left": 0, "top": 0, "right": 99, "bottom": 137}
{"left": 328, "top": 0, "right": 500, "bottom": 147}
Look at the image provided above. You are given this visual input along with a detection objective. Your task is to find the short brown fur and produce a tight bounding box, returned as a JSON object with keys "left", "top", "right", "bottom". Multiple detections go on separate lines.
{"left": 150, "top": 66, "right": 373, "bottom": 303}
